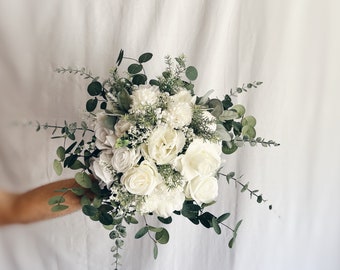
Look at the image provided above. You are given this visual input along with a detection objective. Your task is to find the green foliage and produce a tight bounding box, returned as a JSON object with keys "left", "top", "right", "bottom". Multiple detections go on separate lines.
{"left": 75, "top": 172, "right": 92, "bottom": 188}
{"left": 87, "top": 81, "right": 102, "bottom": 96}
{"left": 138, "top": 52, "right": 153, "bottom": 63}
{"left": 185, "top": 66, "right": 198, "bottom": 81}
{"left": 86, "top": 98, "right": 98, "bottom": 112}
{"left": 53, "top": 159, "right": 63, "bottom": 175}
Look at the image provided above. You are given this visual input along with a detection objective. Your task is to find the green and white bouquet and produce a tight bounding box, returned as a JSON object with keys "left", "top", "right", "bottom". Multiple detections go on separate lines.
{"left": 41, "top": 50, "right": 278, "bottom": 269}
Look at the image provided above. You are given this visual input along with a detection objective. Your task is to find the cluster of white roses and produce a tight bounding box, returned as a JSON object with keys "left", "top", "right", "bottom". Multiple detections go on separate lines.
{"left": 92, "top": 84, "right": 222, "bottom": 218}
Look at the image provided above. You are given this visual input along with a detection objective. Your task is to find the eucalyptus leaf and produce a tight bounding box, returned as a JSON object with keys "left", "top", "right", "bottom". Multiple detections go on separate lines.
{"left": 82, "top": 205, "right": 98, "bottom": 217}
{"left": 212, "top": 217, "right": 221, "bottom": 235}
{"left": 87, "top": 81, "right": 102, "bottom": 96}
{"left": 155, "top": 228, "right": 169, "bottom": 244}
{"left": 185, "top": 66, "right": 198, "bottom": 81}
{"left": 153, "top": 243, "right": 158, "bottom": 259}
{"left": 75, "top": 172, "right": 92, "bottom": 188}
{"left": 135, "top": 226, "right": 149, "bottom": 239}
{"left": 48, "top": 195, "right": 65, "bottom": 205}
{"left": 132, "top": 74, "right": 147, "bottom": 85}
{"left": 157, "top": 216, "right": 172, "bottom": 224}
{"left": 217, "top": 213, "right": 230, "bottom": 223}
{"left": 222, "top": 141, "right": 238, "bottom": 155}
{"left": 138, "top": 52, "right": 153, "bottom": 63}
{"left": 51, "top": 204, "right": 69, "bottom": 212}
{"left": 86, "top": 98, "right": 98, "bottom": 112}
{"left": 128, "top": 64, "right": 143, "bottom": 74}
{"left": 231, "top": 104, "right": 246, "bottom": 117}
{"left": 216, "top": 124, "right": 232, "bottom": 142}
{"left": 208, "top": 99, "right": 224, "bottom": 117}
{"left": 241, "top": 115, "right": 257, "bottom": 127}
{"left": 53, "top": 159, "right": 63, "bottom": 175}
{"left": 56, "top": 146, "right": 65, "bottom": 161}
{"left": 242, "top": 125, "right": 256, "bottom": 139}
{"left": 99, "top": 212, "right": 113, "bottom": 225}
{"left": 70, "top": 160, "right": 86, "bottom": 170}
{"left": 219, "top": 110, "right": 239, "bottom": 121}
{"left": 80, "top": 195, "right": 91, "bottom": 206}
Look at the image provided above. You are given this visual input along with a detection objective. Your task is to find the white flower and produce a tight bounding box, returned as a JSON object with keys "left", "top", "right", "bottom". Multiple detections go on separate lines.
{"left": 184, "top": 176, "right": 218, "bottom": 205}
{"left": 165, "top": 102, "right": 192, "bottom": 128}
{"left": 202, "top": 110, "right": 217, "bottom": 132}
{"left": 121, "top": 160, "right": 162, "bottom": 195}
{"left": 164, "top": 89, "right": 194, "bottom": 128}
{"left": 172, "top": 88, "right": 195, "bottom": 104}
{"left": 114, "top": 119, "right": 131, "bottom": 138}
{"left": 142, "top": 125, "right": 186, "bottom": 165}
{"left": 175, "top": 138, "right": 221, "bottom": 180}
{"left": 95, "top": 127, "right": 117, "bottom": 150}
{"left": 130, "top": 85, "right": 160, "bottom": 111}
{"left": 94, "top": 112, "right": 117, "bottom": 150}
{"left": 111, "top": 147, "right": 141, "bottom": 173}
{"left": 92, "top": 152, "right": 115, "bottom": 188}
{"left": 139, "top": 183, "right": 185, "bottom": 218}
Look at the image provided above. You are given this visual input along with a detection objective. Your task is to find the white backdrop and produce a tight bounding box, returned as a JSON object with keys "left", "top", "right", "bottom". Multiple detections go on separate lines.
{"left": 1, "top": 0, "right": 340, "bottom": 269}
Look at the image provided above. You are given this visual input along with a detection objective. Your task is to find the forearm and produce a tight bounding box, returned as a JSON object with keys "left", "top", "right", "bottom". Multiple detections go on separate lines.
{"left": 0, "top": 179, "right": 85, "bottom": 226}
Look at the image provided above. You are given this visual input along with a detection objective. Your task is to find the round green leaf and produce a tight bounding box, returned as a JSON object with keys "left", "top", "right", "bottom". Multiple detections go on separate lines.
{"left": 87, "top": 81, "right": 102, "bottom": 96}
{"left": 185, "top": 66, "right": 198, "bottom": 81}
{"left": 75, "top": 172, "right": 92, "bottom": 188}
{"left": 53, "top": 159, "right": 63, "bottom": 175}
{"left": 242, "top": 125, "right": 256, "bottom": 139}
{"left": 231, "top": 104, "right": 246, "bottom": 117}
{"left": 155, "top": 228, "right": 169, "bottom": 244}
{"left": 132, "top": 74, "right": 147, "bottom": 85}
{"left": 128, "top": 63, "right": 143, "bottom": 74}
{"left": 56, "top": 146, "right": 65, "bottom": 161}
{"left": 222, "top": 141, "right": 238, "bottom": 155}
{"left": 241, "top": 115, "right": 257, "bottom": 127}
{"left": 99, "top": 212, "right": 114, "bottom": 225}
{"left": 86, "top": 98, "right": 98, "bottom": 112}
{"left": 82, "top": 205, "right": 98, "bottom": 217}
{"left": 138, "top": 52, "right": 153, "bottom": 63}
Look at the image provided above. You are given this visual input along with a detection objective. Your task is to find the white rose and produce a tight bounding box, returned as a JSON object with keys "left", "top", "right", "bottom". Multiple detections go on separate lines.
{"left": 94, "top": 112, "right": 117, "bottom": 150}
{"left": 95, "top": 127, "right": 117, "bottom": 150}
{"left": 92, "top": 152, "right": 115, "bottom": 188}
{"left": 130, "top": 85, "right": 160, "bottom": 111}
{"left": 114, "top": 119, "right": 131, "bottom": 138}
{"left": 138, "top": 183, "right": 185, "bottom": 218}
{"left": 176, "top": 138, "right": 221, "bottom": 180}
{"left": 185, "top": 176, "right": 218, "bottom": 205}
{"left": 121, "top": 160, "right": 161, "bottom": 195}
{"left": 111, "top": 147, "right": 141, "bottom": 173}
{"left": 142, "top": 125, "right": 186, "bottom": 165}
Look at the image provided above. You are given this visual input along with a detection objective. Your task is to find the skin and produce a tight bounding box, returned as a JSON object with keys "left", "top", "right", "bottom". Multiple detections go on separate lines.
{"left": 0, "top": 179, "right": 87, "bottom": 226}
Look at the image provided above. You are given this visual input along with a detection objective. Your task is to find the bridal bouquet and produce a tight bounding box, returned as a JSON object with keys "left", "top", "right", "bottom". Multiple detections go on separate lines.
{"left": 41, "top": 50, "right": 278, "bottom": 269}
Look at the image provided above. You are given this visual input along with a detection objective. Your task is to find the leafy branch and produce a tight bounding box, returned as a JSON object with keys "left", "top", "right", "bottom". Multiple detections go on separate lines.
{"left": 229, "top": 81, "right": 263, "bottom": 97}
{"left": 219, "top": 172, "right": 272, "bottom": 210}
{"left": 134, "top": 216, "right": 170, "bottom": 259}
